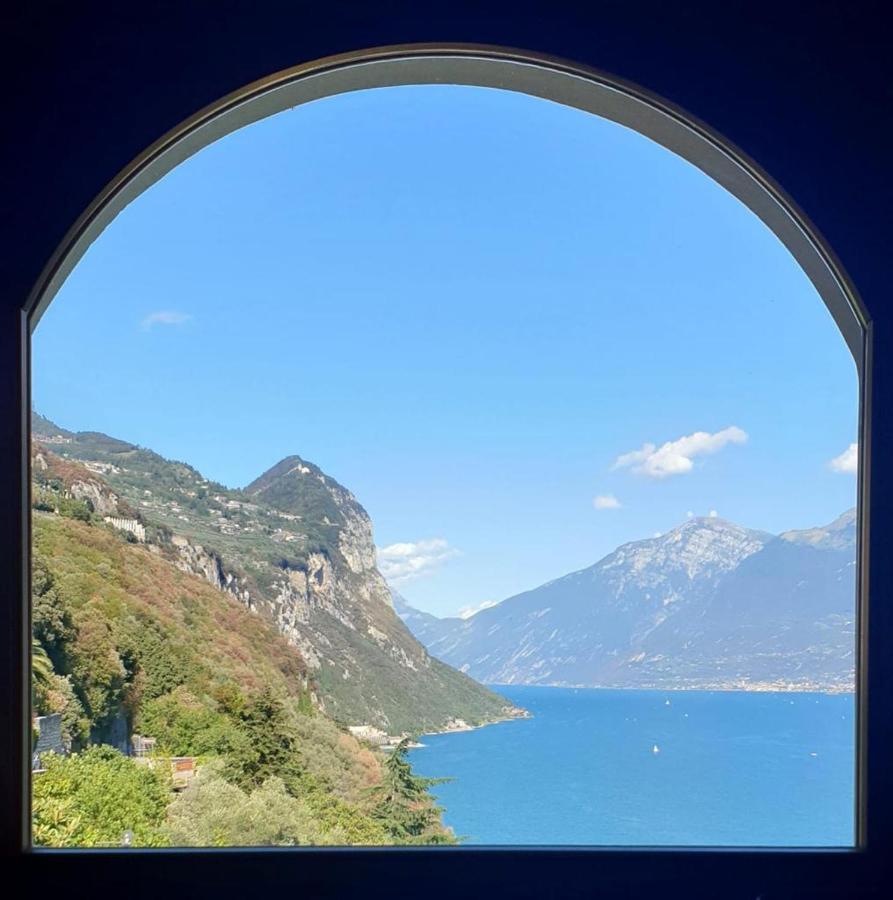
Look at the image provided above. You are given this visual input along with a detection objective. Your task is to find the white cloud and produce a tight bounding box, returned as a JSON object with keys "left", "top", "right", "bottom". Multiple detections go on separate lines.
{"left": 377, "top": 538, "right": 459, "bottom": 585}
{"left": 141, "top": 310, "right": 192, "bottom": 330}
{"left": 613, "top": 426, "right": 748, "bottom": 479}
{"left": 593, "top": 494, "right": 621, "bottom": 510}
{"left": 829, "top": 443, "right": 858, "bottom": 474}
{"left": 457, "top": 599, "right": 498, "bottom": 620}
{"left": 686, "top": 510, "right": 694, "bottom": 519}
{"left": 709, "top": 509, "right": 718, "bottom": 518}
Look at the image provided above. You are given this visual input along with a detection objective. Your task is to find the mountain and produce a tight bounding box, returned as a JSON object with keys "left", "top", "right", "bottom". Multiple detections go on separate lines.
{"left": 392, "top": 591, "right": 460, "bottom": 647}
{"left": 399, "top": 513, "right": 856, "bottom": 691}
{"left": 32, "top": 413, "right": 516, "bottom": 733}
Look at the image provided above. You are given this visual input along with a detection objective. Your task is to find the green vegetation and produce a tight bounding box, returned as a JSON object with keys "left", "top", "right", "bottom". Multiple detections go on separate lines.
{"left": 33, "top": 746, "right": 170, "bottom": 847}
{"left": 136, "top": 687, "right": 246, "bottom": 757}
{"left": 166, "top": 762, "right": 326, "bottom": 847}
{"left": 244, "top": 454, "right": 347, "bottom": 556}
{"left": 32, "top": 637, "right": 53, "bottom": 687}
{"left": 32, "top": 487, "right": 93, "bottom": 522}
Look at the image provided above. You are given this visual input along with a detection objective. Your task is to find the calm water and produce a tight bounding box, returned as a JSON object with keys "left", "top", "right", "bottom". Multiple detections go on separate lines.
{"left": 408, "top": 686, "right": 855, "bottom": 846}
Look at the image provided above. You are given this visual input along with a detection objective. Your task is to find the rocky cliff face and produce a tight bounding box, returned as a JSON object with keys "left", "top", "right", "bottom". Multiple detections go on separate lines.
{"left": 400, "top": 513, "right": 856, "bottom": 691}
{"left": 239, "top": 456, "right": 486, "bottom": 728}
{"left": 166, "top": 535, "right": 253, "bottom": 605}
{"left": 33, "top": 445, "right": 132, "bottom": 518}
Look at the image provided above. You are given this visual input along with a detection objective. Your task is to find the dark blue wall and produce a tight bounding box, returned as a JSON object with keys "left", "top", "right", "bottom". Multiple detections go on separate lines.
{"left": 3, "top": 2, "right": 890, "bottom": 897}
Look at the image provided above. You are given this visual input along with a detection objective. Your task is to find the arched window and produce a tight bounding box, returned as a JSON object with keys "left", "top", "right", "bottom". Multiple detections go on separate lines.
{"left": 16, "top": 40, "right": 874, "bottom": 890}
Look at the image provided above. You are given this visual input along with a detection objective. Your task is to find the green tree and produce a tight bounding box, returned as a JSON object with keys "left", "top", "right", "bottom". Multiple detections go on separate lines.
{"left": 136, "top": 688, "right": 247, "bottom": 757}
{"left": 32, "top": 638, "right": 54, "bottom": 687}
{"left": 116, "top": 618, "right": 197, "bottom": 704}
{"left": 67, "top": 608, "right": 127, "bottom": 726}
{"left": 224, "top": 687, "right": 301, "bottom": 790}
{"left": 32, "top": 555, "right": 76, "bottom": 671}
{"left": 368, "top": 738, "right": 455, "bottom": 844}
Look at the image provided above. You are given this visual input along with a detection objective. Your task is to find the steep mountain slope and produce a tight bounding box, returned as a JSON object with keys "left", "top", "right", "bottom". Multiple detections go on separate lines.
{"left": 32, "top": 414, "right": 514, "bottom": 733}
{"left": 402, "top": 513, "right": 856, "bottom": 691}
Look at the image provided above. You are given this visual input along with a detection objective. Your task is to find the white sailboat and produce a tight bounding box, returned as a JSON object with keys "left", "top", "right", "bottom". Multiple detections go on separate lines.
{"left": 652, "top": 744, "right": 661, "bottom": 754}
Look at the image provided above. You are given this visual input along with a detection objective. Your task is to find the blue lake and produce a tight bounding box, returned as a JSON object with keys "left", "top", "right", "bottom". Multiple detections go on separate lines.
{"left": 408, "top": 686, "right": 855, "bottom": 846}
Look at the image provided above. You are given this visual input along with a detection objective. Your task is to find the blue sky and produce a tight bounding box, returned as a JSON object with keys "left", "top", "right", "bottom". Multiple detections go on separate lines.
{"left": 32, "top": 85, "right": 858, "bottom": 618}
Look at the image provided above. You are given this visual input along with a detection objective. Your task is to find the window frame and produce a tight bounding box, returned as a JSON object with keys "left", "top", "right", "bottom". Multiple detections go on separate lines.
{"left": 9, "top": 41, "right": 881, "bottom": 898}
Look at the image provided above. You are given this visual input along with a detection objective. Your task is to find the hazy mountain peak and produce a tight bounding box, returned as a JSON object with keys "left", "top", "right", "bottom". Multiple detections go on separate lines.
{"left": 781, "top": 507, "right": 856, "bottom": 551}
{"left": 602, "top": 515, "right": 770, "bottom": 584}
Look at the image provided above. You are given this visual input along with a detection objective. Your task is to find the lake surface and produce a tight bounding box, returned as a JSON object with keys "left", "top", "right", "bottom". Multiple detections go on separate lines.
{"left": 408, "top": 686, "right": 855, "bottom": 846}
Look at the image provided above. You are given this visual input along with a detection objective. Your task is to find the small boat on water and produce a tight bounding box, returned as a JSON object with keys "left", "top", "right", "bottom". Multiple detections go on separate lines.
{"left": 652, "top": 744, "right": 661, "bottom": 754}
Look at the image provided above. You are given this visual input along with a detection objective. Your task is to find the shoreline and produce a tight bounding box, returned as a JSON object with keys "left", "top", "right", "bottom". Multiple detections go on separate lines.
{"left": 419, "top": 706, "right": 532, "bottom": 740}
{"left": 411, "top": 684, "right": 854, "bottom": 743}
{"left": 486, "top": 683, "right": 855, "bottom": 696}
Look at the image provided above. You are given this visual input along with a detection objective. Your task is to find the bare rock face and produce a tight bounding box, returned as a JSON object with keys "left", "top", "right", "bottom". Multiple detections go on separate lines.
{"left": 33, "top": 444, "right": 129, "bottom": 517}
{"left": 170, "top": 535, "right": 228, "bottom": 591}
{"left": 168, "top": 535, "right": 252, "bottom": 607}
{"left": 601, "top": 517, "right": 768, "bottom": 590}
{"left": 69, "top": 479, "right": 121, "bottom": 516}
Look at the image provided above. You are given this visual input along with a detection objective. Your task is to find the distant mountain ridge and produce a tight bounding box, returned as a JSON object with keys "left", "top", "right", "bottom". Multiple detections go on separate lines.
{"left": 396, "top": 512, "right": 856, "bottom": 692}
{"left": 391, "top": 591, "right": 459, "bottom": 647}
{"left": 32, "top": 412, "right": 515, "bottom": 732}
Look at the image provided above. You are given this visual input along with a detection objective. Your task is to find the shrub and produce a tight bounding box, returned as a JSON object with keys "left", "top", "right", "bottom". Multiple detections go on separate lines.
{"left": 58, "top": 496, "right": 93, "bottom": 522}
{"left": 33, "top": 746, "right": 170, "bottom": 847}
{"left": 165, "top": 761, "right": 324, "bottom": 846}
{"left": 299, "top": 785, "right": 390, "bottom": 845}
